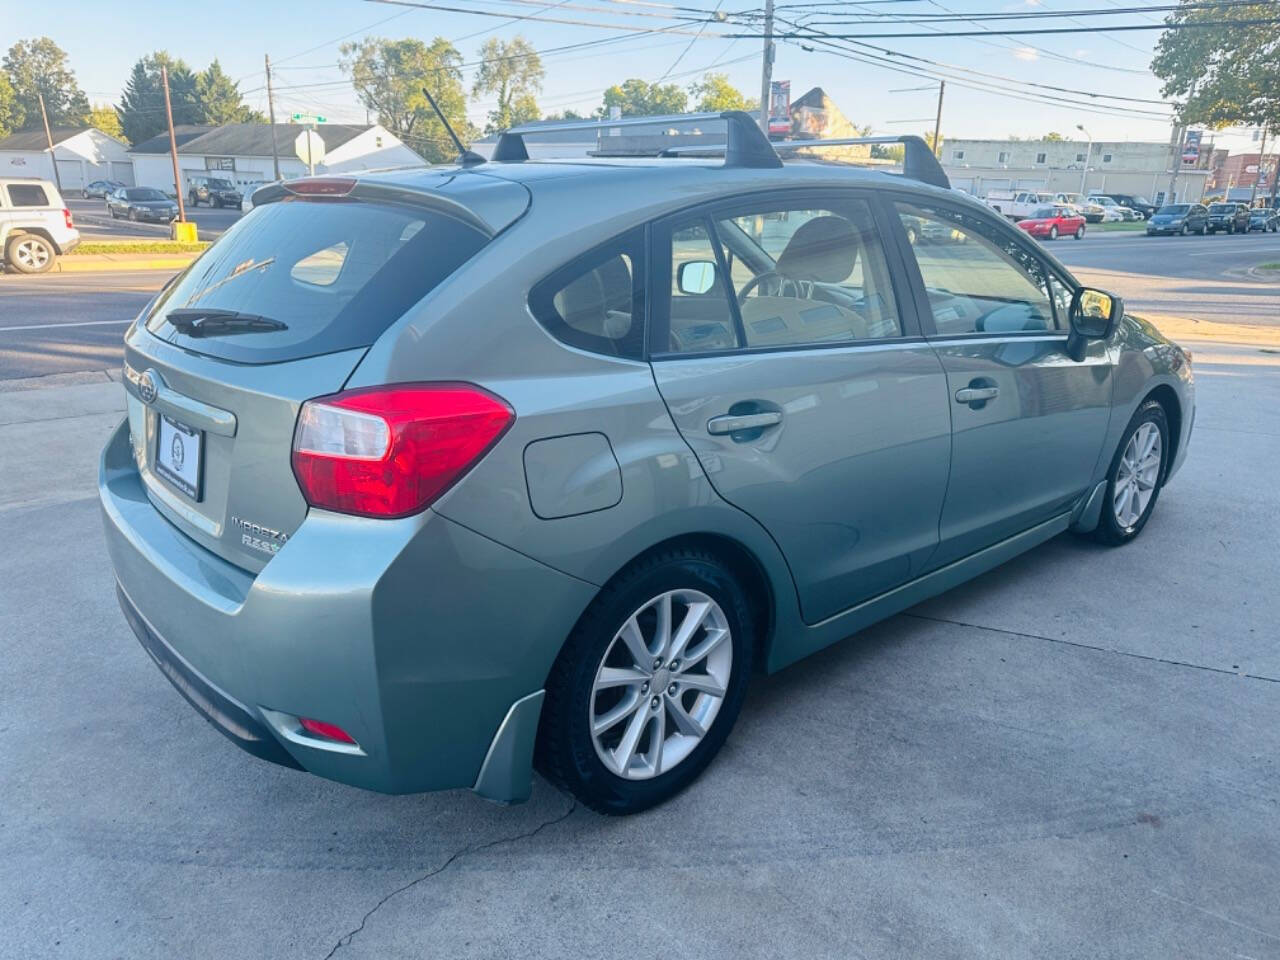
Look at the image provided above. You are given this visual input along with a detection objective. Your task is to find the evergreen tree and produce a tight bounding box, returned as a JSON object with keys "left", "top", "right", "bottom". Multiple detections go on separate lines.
{"left": 196, "top": 59, "right": 255, "bottom": 124}
{"left": 116, "top": 52, "right": 200, "bottom": 145}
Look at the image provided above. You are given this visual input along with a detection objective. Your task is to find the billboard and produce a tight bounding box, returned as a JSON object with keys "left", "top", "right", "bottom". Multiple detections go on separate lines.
{"left": 768, "top": 80, "right": 791, "bottom": 137}
{"left": 1181, "top": 129, "right": 1203, "bottom": 165}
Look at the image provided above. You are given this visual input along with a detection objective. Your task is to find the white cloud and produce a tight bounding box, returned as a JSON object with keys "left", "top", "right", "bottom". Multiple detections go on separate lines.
{"left": 1014, "top": 47, "right": 1039, "bottom": 61}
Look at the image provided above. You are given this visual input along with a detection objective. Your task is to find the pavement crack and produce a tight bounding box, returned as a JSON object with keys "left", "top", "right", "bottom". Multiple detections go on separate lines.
{"left": 321, "top": 798, "right": 577, "bottom": 959}
{"left": 904, "top": 612, "right": 1280, "bottom": 684}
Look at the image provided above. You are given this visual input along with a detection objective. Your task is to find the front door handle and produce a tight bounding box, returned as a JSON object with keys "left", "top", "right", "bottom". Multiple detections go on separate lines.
{"left": 955, "top": 386, "right": 999, "bottom": 405}
{"left": 707, "top": 411, "right": 783, "bottom": 435}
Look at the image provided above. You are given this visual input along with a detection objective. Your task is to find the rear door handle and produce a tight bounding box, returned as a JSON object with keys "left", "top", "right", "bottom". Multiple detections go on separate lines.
{"left": 955, "top": 386, "right": 999, "bottom": 405}
{"left": 707, "top": 411, "right": 783, "bottom": 435}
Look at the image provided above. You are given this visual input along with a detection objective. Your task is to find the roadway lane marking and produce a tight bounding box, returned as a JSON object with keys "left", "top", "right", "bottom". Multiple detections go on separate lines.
{"left": 2, "top": 319, "right": 133, "bottom": 332}
{"left": 1185, "top": 245, "right": 1280, "bottom": 256}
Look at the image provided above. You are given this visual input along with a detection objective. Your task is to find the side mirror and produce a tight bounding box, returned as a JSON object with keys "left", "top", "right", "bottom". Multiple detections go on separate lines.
{"left": 1067, "top": 287, "right": 1122, "bottom": 360}
{"left": 677, "top": 260, "right": 718, "bottom": 296}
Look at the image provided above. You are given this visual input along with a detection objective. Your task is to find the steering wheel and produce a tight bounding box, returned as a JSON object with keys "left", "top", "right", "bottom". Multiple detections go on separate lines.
{"left": 737, "top": 270, "right": 784, "bottom": 304}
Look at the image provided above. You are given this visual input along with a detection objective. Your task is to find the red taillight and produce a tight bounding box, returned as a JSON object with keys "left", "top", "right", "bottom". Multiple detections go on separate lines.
{"left": 283, "top": 177, "right": 356, "bottom": 197}
{"left": 63, "top": 208, "right": 73, "bottom": 229}
{"left": 291, "top": 383, "right": 514, "bottom": 519}
{"left": 298, "top": 717, "right": 356, "bottom": 744}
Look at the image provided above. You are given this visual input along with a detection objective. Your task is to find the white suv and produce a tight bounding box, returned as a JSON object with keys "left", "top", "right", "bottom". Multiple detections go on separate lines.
{"left": 1, "top": 177, "right": 81, "bottom": 273}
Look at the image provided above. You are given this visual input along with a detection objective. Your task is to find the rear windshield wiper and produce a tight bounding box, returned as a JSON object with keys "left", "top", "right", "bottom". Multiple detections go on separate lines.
{"left": 165, "top": 308, "right": 288, "bottom": 337}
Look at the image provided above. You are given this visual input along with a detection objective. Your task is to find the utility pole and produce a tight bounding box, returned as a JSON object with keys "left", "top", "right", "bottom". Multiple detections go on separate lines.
{"left": 37, "top": 92, "right": 63, "bottom": 194}
{"left": 1248, "top": 126, "right": 1267, "bottom": 208}
{"left": 931, "top": 81, "right": 945, "bottom": 159}
{"left": 161, "top": 65, "right": 187, "bottom": 224}
{"left": 759, "top": 0, "right": 774, "bottom": 135}
{"left": 265, "top": 54, "right": 281, "bottom": 180}
{"left": 1166, "top": 120, "right": 1185, "bottom": 204}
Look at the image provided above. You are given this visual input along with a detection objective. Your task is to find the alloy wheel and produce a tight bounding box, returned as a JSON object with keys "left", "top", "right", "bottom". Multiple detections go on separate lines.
{"left": 14, "top": 238, "right": 50, "bottom": 270}
{"left": 589, "top": 589, "right": 732, "bottom": 781}
{"left": 1113, "top": 422, "right": 1162, "bottom": 529}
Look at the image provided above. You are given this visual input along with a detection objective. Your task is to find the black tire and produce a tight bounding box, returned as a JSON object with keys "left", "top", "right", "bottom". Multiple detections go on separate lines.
{"left": 1074, "top": 225, "right": 1085, "bottom": 240}
{"left": 1180, "top": 223, "right": 1189, "bottom": 236}
{"left": 127, "top": 208, "right": 137, "bottom": 222}
{"left": 537, "top": 548, "right": 755, "bottom": 815}
{"left": 1093, "top": 399, "right": 1170, "bottom": 546}
{"left": 1048, "top": 225, "right": 1058, "bottom": 241}
{"left": 1197, "top": 224, "right": 1207, "bottom": 235}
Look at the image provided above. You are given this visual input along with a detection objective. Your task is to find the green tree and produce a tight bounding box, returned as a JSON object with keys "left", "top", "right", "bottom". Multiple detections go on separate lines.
{"left": 196, "top": 59, "right": 259, "bottom": 124}
{"left": 3, "top": 37, "right": 89, "bottom": 130}
{"left": 88, "top": 103, "right": 121, "bottom": 139}
{"left": 1044, "top": 131, "right": 1066, "bottom": 141}
{"left": 1152, "top": 1, "right": 1279, "bottom": 133}
{"left": 0, "top": 73, "right": 20, "bottom": 136}
{"left": 340, "top": 36, "right": 472, "bottom": 163}
{"left": 542, "top": 108, "right": 585, "bottom": 121}
{"left": 598, "top": 78, "right": 687, "bottom": 118}
{"left": 471, "top": 36, "right": 543, "bottom": 134}
{"left": 116, "top": 53, "right": 200, "bottom": 145}
{"left": 687, "top": 73, "right": 758, "bottom": 113}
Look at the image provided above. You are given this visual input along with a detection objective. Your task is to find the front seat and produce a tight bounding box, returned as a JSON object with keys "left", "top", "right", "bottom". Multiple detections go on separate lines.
{"left": 774, "top": 215, "right": 858, "bottom": 287}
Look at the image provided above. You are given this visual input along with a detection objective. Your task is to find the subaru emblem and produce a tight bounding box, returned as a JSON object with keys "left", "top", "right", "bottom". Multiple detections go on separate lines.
{"left": 138, "top": 370, "right": 159, "bottom": 405}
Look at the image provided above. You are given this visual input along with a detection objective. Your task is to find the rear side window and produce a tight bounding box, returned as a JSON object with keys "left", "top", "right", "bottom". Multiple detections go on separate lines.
{"left": 7, "top": 184, "right": 49, "bottom": 206}
{"left": 144, "top": 198, "right": 488, "bottom": 364}
{"left": 529, "top": 229, "right": 646, "bottom": 360}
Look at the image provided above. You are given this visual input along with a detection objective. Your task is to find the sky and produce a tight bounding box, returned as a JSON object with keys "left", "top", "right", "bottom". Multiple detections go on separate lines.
{"left": 1, "top": 0, "right": 1265, "bottom": 155}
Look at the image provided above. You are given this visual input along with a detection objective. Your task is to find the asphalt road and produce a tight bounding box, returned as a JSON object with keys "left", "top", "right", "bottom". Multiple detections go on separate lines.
{"left": 67, "top": 197, "right": 242, "bottom": 241}
{"left": 2, "top": 336, "right": 1277, "bottom": 959}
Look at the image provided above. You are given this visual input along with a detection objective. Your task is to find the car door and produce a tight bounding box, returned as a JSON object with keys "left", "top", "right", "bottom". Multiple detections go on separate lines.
{"left": 889, "top": 196, "right": 1113, "bottom": 568}
{"left": 648, "top": 190, "right": 952, "bottom": 624}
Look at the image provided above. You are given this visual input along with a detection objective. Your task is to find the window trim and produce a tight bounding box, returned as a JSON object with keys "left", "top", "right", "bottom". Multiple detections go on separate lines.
{"left": 647, "top": 187, "right": 923, "bottom": 361}
{"left": 883, "top": 190, "right": 1080, "bottom": 341}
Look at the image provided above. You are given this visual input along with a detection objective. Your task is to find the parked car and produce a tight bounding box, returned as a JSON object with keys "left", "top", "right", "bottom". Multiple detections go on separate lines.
{"left": 106, "top": 186, "right": 179, "bottom": 223}
{"left": 1091, "top": 196, "right": 1140, "bottom": 222}
{"left": 0, "top": 176, "right": 80, "bottom": 273}
{"left": 100, "top": 121, "right": 1195, "bottom": 815}
{"left": 1053, "top": 193, "right": 1106, "bottom": 223}
{"left": 83, "top": 179, "right": 125, "bottom": 199}
{"left": 1146, "top": 203, "right": 1209, "bottom": 236}
{"left": 188, "top": 175, "right": 243, "bottom": 209}
{"left": 1100, "top": 193, "right": 1157, "bottom": 219}
{"left": 984, "top": 189, "right": 1054, "bottom": 220}
{"left": 1247, "top": 206, "right": 1279, "bottom": 232}
{"left": 1205, "top": 202, "right": 1251, "bottom": 234}
{"left": 1016, "top": 204, "right": 1086, "bottom": 240}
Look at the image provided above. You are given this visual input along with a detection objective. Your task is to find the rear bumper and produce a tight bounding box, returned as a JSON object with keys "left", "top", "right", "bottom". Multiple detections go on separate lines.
{"left": 99, "top": 418, "right": 596, "bottom": 799}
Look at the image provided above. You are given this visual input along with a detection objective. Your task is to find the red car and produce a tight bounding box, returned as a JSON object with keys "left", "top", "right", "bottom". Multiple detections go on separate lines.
{"left": 1017, "top": 205, "right": 1086, "bottom": 241}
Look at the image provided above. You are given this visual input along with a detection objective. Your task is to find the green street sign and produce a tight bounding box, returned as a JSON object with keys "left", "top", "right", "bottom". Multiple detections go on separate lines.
{"left": 290, "top": 113, "right": 327, "bottom": 123}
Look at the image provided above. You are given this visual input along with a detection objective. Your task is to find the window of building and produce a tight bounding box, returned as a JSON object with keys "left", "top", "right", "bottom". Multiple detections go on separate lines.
{"left": 894, "top": 201, "right": 1054, "bottom": 336}
{"left": 998, "top": 151, "right": 1010, "bottom": 163}
{"left": 1102, "top": 153, "right": 1113, "bottom": 163}
{"left": 529, "top": 229, "right": 646, "bottom": 360}
{"left": 1035, "top": 152, "right": 1047, "bottom": 164}
{"left": 6, "top": 184, "right": 49, "bottom": 206}
{"left": 1076, "top": 153, "right": 1086, "bottom": 163}
{"left": 952, "top": 149, "right": 965, "bottom": 161}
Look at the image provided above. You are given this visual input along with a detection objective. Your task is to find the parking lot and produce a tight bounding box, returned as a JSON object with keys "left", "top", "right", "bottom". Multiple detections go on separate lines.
{"left": 66, "top": 196, "right": 243, "bottom": 240}
{"left": 2, "top": 229, "right": 1278, "bottom": 958}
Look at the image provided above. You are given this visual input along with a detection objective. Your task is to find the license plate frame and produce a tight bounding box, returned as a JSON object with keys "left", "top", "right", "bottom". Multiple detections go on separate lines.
{"left": 154, "top": 414, "right": 205, "bottom": 501}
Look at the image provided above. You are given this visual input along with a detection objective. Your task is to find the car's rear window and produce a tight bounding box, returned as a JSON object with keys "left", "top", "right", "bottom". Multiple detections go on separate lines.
{"left": 126, "top": 188, "right": 167, "bottom": 201}
{"left": 1158, "top": 205, "right": 1190, "bottom": 215}
{"left": 6, "top": 184, "right": 49, "bottom": 206}
{"left": 144, "top": 197, "right": 489, "bottom": 364}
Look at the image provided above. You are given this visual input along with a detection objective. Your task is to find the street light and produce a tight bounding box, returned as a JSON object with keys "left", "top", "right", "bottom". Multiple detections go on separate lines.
{"left": 1077, "top": 123, "right": 1093, "bottom": 196}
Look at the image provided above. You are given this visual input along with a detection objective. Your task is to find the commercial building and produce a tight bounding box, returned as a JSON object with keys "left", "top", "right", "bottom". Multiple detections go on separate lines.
{"left": 127, "top": 123, "right": 423, "bottom": 196}
{"left": 1207, "top": 151, "right": 1278, "bottom": 202}
{"left": 0, "top": 126, "right": 134, "bottom": 193}
{"left": 941, "top": 137, "right": 1209, "bottom": 205}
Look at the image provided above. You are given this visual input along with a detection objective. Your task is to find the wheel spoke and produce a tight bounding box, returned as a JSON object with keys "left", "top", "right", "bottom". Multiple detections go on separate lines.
{"left": 668, "top": 600, "right": 711, "bottom": 662}
{"left": 611, "top": 703, "right": 649, "bottom": 772}
{"left": 674, "top": 671, "right": 725, "bottom": 697}
{"left": 593, "top": 691, "right": 642, "bottom": 735}
{"left": 647, "top": 708, "right": 666, "bottom": 775}
{"left": 680, "top": 626, "right": 730, "bottom": 667}
{"left": 655, "top": 593, "right": 673, "bottom": 658}
{"left": 617, "top": 616, "right": 650, "bottom": 668}
{"left": 595, "top": 666, "right": 649, "bottom": 690}
{"left": 665, "top": 697, "right": 706, "bottom": 738}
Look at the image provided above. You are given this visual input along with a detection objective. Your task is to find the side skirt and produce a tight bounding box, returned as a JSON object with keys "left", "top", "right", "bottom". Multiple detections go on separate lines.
{"left": 767, "top": 512, "right": 1073, "bottom": 673}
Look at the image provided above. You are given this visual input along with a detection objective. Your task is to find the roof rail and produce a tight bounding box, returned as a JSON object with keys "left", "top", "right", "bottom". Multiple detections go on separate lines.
{"left": 662, "top": 134, "right": 950, "bottom": 190}
{"left": 491, "top": 110, "right": 781, "bottom": 169}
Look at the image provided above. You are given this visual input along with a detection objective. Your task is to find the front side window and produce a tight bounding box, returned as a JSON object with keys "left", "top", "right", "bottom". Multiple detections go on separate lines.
{"left": 659, "top": 197, "right": 902, "bottom": 354}
{"left": 896, "top": 201, "right": 1054, "bottom": 336}
{"left": 529, "top": 228, "right": 645, "bottom": 360}
{"left": 7, "top": 184, "right": 49, "bottom": 206}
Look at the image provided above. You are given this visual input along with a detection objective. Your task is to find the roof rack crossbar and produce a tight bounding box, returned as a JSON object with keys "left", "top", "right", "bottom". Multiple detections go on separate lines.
{"left": 773, "top": 135, "right": 949, "bottom": 189}
{"left": 491, "top": 110, "right": 781, "bottom": 169}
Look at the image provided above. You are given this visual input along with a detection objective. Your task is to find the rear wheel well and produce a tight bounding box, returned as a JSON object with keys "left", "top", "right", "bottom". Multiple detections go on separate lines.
{"left": 1144, "top": 384, "right": 1181, "bottom": 471}
{"left": 4, "top": 227, "right": 59, "bottom": 254}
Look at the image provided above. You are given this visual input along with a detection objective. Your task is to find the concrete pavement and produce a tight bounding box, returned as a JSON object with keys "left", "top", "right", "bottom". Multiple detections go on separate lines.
{"left": 1, "top": 337, "right": 1277, "bottom": 959}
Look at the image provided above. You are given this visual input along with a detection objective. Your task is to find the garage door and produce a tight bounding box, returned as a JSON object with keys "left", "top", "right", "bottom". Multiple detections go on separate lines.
{"left": 55, "top": 159, "right": 84, "bottom": 193}
{"left": 110, "top": 162, "right": 135, "bottom": 186}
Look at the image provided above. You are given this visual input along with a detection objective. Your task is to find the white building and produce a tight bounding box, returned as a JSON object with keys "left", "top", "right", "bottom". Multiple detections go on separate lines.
{"left": 943, "top": 137, "right": 1210, "bottom": 205}
{"left": 128, "top": 123, "right": 424, "bottom": 196}
{"left": 0, "top": 126, "right": 134, "bottom": 193}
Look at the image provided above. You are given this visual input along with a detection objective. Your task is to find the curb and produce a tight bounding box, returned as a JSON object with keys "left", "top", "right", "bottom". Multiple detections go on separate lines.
{"left": 54, "top": 256, "right": 197, "bottom": 273}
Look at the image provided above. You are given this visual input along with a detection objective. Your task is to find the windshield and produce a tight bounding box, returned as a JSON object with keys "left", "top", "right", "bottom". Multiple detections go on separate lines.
{"left": 208, "top": 179, "right": 233, "bottom": 190}
{"left": 144, "top": 197, "right": 489, "bottom": 364}
{"left": 1209, "top": 204, "right": 1235, "bottom": 213}
{"left": 1031, "top": 208, "right": 1055, "bottom": 218}
{"left": 126, "top": 188, "right": 168, "bottom": 201}
{"left": 1157, "top": 205, "right": 1190, "bottom": 215}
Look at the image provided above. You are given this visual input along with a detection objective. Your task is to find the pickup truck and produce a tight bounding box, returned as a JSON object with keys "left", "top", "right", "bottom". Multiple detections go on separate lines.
{"left": 984, "top": 189, "right": 1054, "bottom": 221}
{"left": 1, "top": 177, "right": 80, "bottom": 273}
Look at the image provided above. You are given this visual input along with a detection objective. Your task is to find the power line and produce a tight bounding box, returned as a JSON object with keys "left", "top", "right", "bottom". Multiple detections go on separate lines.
{"left": 728, "top": 17, "right": 1280, "bottom": 38}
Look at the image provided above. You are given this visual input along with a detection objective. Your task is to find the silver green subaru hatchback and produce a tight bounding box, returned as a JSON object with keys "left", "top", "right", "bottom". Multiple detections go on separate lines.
{"left": 100, "top": 115, "right": 1194, "bottom": 814}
